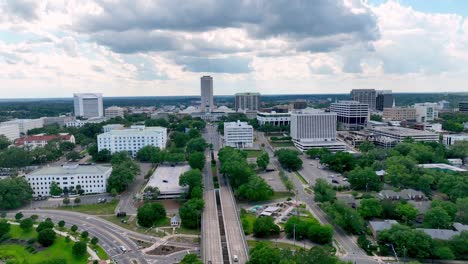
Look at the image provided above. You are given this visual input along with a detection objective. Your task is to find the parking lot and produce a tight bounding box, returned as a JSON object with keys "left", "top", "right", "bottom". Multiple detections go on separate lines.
{"left": 258, "top": 170, "right": 287, "bottom": 192}
{"left": 29, "top": 193, "right": 113, "bottom": 209}
{"left": 299, "top": 156, "right": 350, "bottom": 187}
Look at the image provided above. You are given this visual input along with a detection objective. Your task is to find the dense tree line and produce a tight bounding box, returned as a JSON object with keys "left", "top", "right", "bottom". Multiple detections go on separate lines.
{"left": 0, "top": 177, "right": 33, "bottom": 209}
{"left": 106, "top": 152, "right": 140, "bottom": 193}
{"left": 284, "top": 216, "right": 333, "bottom": 244}
{"left": 274, "top": 149, "right": 302, "bottom": 171}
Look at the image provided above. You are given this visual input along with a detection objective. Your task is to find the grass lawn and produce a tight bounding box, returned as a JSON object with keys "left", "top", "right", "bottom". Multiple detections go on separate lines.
{"left": 1, "top": 226, "right": 88, "bottom": 264}
{"left": 294, "top": 172, "right": 308, "bottom": 185}
{"left": 247, "top": 240, "right": 304, "bottom": 251}
{"left": 100, "top": 216, "right": 166, "bottom": 237}
{"left": 242, "top": 149, "right": 263, "bottom": 158}
{"left": 269, "top": 141, "right": 294, "bottom": 148}
{"left": 92, "top": 245, "right": 109, "bottom": 260}
{"left": 271, "top": 191, "right": 294, "bottom": 200}
{"left": 56, "top": 199, "right": 119, "bottom": 215}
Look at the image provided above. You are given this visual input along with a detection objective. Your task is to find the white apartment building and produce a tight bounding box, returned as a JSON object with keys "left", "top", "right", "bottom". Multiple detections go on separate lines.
{"left": 103, "top": 124, "right": 124, "bottom": 133}
{"left": 256, "top": 111, "right": 291, "bottom": 126}
{"left": 1, "top": 118, "right": 44, "bottom": 135}
{"left": 224, "top": 121, "right": 254, "bottom": 149}
{"left": 235, "top": 92, "right": 261, "bottom": 111}
{"left": 65, "top": 117, "right": 108, "bottom": 128}
{"left": 97, "top": 125, "right": 167, "bottom": 156}
{"left": 330, "top": 101, "right": 369, "bottom": 131}
{"left": 0, "top": 124, "right": 20, "bottom": 141}
{"left": 73, "top": 93, "right": 104, "bottom": 118}
{"left": 414, "top": 103, "right": 438, "bottom": 123}
{"left": 105, "top": 106, "right": 125, "bottom": 118}
{"left": 26, "top": 164, "right": 112, "bottom": 197}
{"left": 443, "top": 134, "right": 468, "bottom": 146}
{"left": 43, "top": 116, "right": 75, "bottom": 127}
{"left": 200, "top": 76, "right": 214, "bottom": 113}
{"left": 290, "top": 110, "right": 345, "bottom": 152}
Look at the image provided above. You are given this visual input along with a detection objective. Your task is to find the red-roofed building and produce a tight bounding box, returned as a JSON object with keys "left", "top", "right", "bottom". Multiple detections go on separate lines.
{"left": 15, "top": 134, "right": 75, "bottom": 149}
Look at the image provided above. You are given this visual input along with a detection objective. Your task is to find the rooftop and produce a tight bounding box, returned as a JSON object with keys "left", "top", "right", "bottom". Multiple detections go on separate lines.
{"left": 333, "top": 100, "right": 367, "bottom": 105}
{"left": 145, "top": 165, "right": 190, "bottom": 195}
{"left": 100, "top": 126, "right": 166, "bottom": 135}
{"left": 370, "top": 126, "right": 438, "bottom": 137}
{"left": 28, "top": 164, "right": 112, "bottom": 176}
{"left": 224, "top": 120, "right": 252, "bottom": 128}
{"left": 419, "top": 163, "right": 467, "bottom": 172}
{"left": 369, "top": 220, "right": 398, "bottom": 232}
{"left": 417, "top": 228, "right": 460, "bottom": 240}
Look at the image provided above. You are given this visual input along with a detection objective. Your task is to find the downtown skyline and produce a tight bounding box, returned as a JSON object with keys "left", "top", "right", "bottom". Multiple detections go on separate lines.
{"left": 1, "top": 0, "right": 468, "bottom": 98}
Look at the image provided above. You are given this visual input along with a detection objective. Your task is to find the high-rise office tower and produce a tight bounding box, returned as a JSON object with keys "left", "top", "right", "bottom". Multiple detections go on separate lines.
{"left": 330, "top": 100, "right": 369, "bottom": 131}
{"left": 376, "top": 90, "right": 393, "bottom": 111}
{"left": 235, "top": 92, "right": 260, "bottom": 111}
{"left": 200, "top": 76, "right": 214, "bottom": 112}
{"left": 73, "top": 93, "right": 104, "bottom": 118}
{"left": 351, "top": 89, "right": 376, "bottom": 110}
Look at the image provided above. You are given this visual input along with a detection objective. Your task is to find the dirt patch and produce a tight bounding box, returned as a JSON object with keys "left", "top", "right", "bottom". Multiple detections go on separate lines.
{"left": 166, "top": 236, "right": 198, "bottom": 245}
{"left": 146, "top": 245, "right": 188, "bottom": 256}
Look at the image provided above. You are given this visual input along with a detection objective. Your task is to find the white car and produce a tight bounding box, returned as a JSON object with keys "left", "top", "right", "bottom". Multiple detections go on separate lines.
{"left": 119, "top": 246, "right": 127, "bottom": 252}
{"left": 233, "top": 255, "right": 239, "bottom": 262}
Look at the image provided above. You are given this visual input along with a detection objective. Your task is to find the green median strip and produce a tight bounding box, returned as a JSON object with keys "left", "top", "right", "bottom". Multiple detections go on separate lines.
{"left": 294, "top": 171, "right": 308, "bottom": 185}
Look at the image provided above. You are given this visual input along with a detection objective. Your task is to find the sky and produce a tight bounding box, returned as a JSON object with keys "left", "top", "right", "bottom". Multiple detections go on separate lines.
{"left": 0, "top": 0, "right": 467, "bottom": 98}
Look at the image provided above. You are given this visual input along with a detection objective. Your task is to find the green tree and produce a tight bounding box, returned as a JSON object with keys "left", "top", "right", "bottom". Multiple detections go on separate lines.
{"left": 434, "top": 247, "right": 455, "bottom": 260}
{"left": 90, "top": 237, "right": 98, "bottom": 245}
{"left": 322, "top": 201, "right": 364, "bottom": 234}
{"left": 66, "top": 151, "right": 81, "bottom": 161}
{"left": 20, "top": 218, "right": 34, "bottom": 231}
{"left": 93, "top": 149, "right": 112, "bottom": 162}
{"left": 30, "top": 215, "right": 38, "bottom": 221}
{"left": 236, "top": 176, "right": 274, "bottom": 201}
{"left": 72, "top": 241, "right": 87, "bottom": 257}
{"left": 107, "top": 160, "right": 140, "bottom": 193}
{"left": 455, "top": 197, "right": 468, "bottom": 224}
{"left": 70, "top": 225, "right": 78, "bottom": 232}
{"left": 347, "top": 167, "right": 382, "bottom": 192}
{"left": 321, "top": 151, "right": 356, "bottom": 173}
{"left": 358, "top": 198, "right": 383, "bottom": 219}
{"left": 187, "top": 129, "right": 201, "bottom": 139}
{"left": 253, "top": 216, "right": 280, "bottom": 238}
{"left": 50, "top": 181, "right": 62, "bottom": 196}
{"left": 188, "top": 152, "right": 205, "bottom": 170}
{"left": 450, "top": 231, "right": 468, "bottom": 259}
{"left": 186, "top": 137, "right": 207, "bottom": 154}
{"left": 378, "top": 225, "right": 433, "bottom": 259}
{"left": 143, "top": 186, "right": 160, "bottom": 200}
{"left": 170, "top": 132, "right": 189, "bottom": 148}
{"left": 358, "top": 141, "right": 375, "bottom": 152}
{"left": 80, "top": 231, "right": 89, "bottom": 239}
{"left": 179, "top": 169, "right": 203, "bottom": 199}
{"left": 431, "top": 200, "right": 457, "bottom": 221}
{"left": 305, "top": 148, "right": 330, "bottom": 159}
{"left": 256, "top": 151, "right": 270, "bottom": 170}
{"left": 0, "top": 221, "right": 11, "bottom": 237}
{"left": 0, "top": 147, "right": 33, "bottom": 168}
{"left": 313, "top": 179, "right": 336, "bottom": 203}
{"left": 395, "top": 203, "right": 418, "bottom": 223}
{"left": 74, "top": 197, "right": 81, "bottom": 205}
{"left": 15, "top": 212, "right": 24, "bottom": 221}
{"left": 137, "top": 203, "right": 167, "bottom": 228}
{"left": 180, "top": 253, "right": 203, "bottom": 264}
{"left": 0, "top": 135, "right": 11, "bottom": 150}
{"left": 274, "top": 149, "right": 302, "bottom": 171}
{"left": 63, "top": 198, "right": 70, "bottom": 205}
{"left": 424, "top": 207, "right": 451, "bottom": 229}
{"left": 308, "top": 224, "right": 333, "bottom": 244}
{"left": 38, "top": 228, "right": 56, "bottom": 247}
{"left": 136, "top": 145, "right": 160, "bottom": 162}
{"left": 58, "top": 220, "right": 65, "bottom": 228}
{"left": 36, "top": 219, "right": 54, "bottom": 232}
{"left": 179, "top": 198, "right": 204, "bottom": 229}
{"left": 0, "top": 177, "right": 33, "bottom": 209}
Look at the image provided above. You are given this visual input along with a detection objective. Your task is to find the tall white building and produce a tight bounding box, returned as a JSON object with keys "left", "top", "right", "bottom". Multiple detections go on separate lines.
{"left": 235, "top": 92, "right": 261, "bottom": 111}
{"left": 73, "top": 93, "right": 104, "bottom": 118}
{"left": 330, "top": 101, "right": 369, "bottom": 131}
{"left": 105, "top": 106, "right": 125, "bottom": 118}
{"left": 97, "top": 125, "right": 167, "bottom": 157}
{"left": 26, "top": 164, "right": 112, "bottom": 197}
{"left": 290, "top": 110, "right": 345, "bottom": 152}
{"left": 1, "top": 118, "right": 44, "bottom": 135}
{"left": 443, "top": 134, "right": 468, "bottom": 146}
{"left": 200, "top": 76, "right": 214, "bottom": 113}
{"left": 351, "top": 89, "right": 376, "bottom": 110}
{"left": 224, "top": 121, "right": 254, "bottom": 149}
{"left": 0, "top": 124, "right": 20, "bottom": 141}
{"left": 414, "top": 103, "right": 438, "bottom": 123}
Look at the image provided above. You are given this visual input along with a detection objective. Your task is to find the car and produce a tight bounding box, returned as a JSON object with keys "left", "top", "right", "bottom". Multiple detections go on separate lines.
{"left": 342, "top": 178, "right": 348, "bottom": 181}
{"left": 332, "top": 180, "right": 339, "bottom": 184}
{"left": 233, "top": 255, "right": 239, "bottom": 262}
{"left": 119, "top": 246, "right": 127, "bottom": 252}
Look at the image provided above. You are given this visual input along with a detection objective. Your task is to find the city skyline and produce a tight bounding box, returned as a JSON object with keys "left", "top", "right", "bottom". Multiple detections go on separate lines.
{"left": 1, "top": 0, "right": 468, "bottom": 98}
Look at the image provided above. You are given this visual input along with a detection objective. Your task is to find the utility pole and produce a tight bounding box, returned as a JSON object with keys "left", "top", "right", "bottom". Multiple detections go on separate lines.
{"left": 293, "top": 223, "right": 296, "bottom": 246}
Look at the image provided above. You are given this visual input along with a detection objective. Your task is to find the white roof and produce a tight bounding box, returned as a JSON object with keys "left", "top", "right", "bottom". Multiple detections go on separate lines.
{"left": 100, "top": 126, "right": 166, "bottom": 136}
{"left": 145, "top": 165, "right": 190, "bottom": 194}
{"left": 264, "top": 206, "right": 281, "bottom": 212}
{"left": 28, "top": 164, "right": 112, "bottom": 176}
{"left": 418, "top": 163, "right": 467, "bottom": 172}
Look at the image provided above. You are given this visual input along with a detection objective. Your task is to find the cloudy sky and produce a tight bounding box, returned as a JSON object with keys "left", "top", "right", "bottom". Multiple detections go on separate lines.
{"left": 0, "top": 0, "right": 467, "bottom": 98}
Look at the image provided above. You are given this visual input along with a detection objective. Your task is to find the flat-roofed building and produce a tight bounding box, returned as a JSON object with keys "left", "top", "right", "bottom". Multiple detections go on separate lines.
{"left": 73, "top": 93, "right": 104, "bottom": 118}
{"left": 224, "top": 121, "right": 253, "bottom": 149}
{"left": 414, "top": 103, "right": 438, "bottom": 123}
{"left": 0, "top": 124, "right": 20, "bottom": 141}
{"left": 290, "top": 110, "right": 345, "bottom": 152}
{"left": 103, "top": 124, "right": 124, "bottom": 133}
{"left": 97, "top": 125, "right": 167, "bottom": 157}
{"left": 105, "top": 106, "right": 125, "bottom": 118}
{"left": 369, "top": 126, "right": 438, "bottom": 143}
{"left": 376, "top": 90, "right": 393, "bottom": 111}
{"left": 1, "top": 118, "right": 44, "bottom": 135}
{"left": 459, "top": 101, "right": 468, "bottom": 113}
{"left": 235, "top": 92, "right": 260, "bottom": 111}
{"left": 26, "top": 164, "right": 112, "bottom": 197}
{"left": 351, "top": 89, "right": 376, "bottom": 110}
{"left": 200, "top": 76, "right": 214, "bottom": 113}
{"left": 443, "top": 134, "right": 468, "bottom": 146}
{"left": 383, "top": 107, "right": 416, "bottom": 121}
{"left": 330, "top": 100, "right": 369, "bottom": 131}
{"left": 256, "top": 111, "right": 291, "bottom": 126}
{"left": 43, "top": 116, "right": 75, "bottom": 127}
{"left": 144, "top": 165, "right": 190, "bottom": 199}
{"left": 15, "top": 134, "right": 75, "bottom": 149}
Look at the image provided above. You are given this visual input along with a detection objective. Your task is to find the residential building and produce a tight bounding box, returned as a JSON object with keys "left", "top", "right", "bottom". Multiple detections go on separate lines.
{"left": 369, "top": 126, "right": 438, "bottom": 143}
{"left": 376, "top": 90, "right": 393, "bottom": 111}
{"left": 103, "top": 124, "right": 124, "bottom": 133}
{"left": 97, "top": 125, "right": 167, "bottom": 157}
{"left": 330, "top": 100, "right": 369, "bottom": 131}
{"left": 1, "top": 118, "right": 44, "bottom": 135}
{"left": 351, "top": 89, "right": 376, "bottom": 110}
{"left": 105, "top": 106, "right": 125, "bottom": 118}
{"left": 224, "top": 121, "right": 254, "bottom": 149}
{"left": 200, "top": 76, "right": 214, "bottom": 112}
{"left": 417, "top": 229, "right": 460, "bottom": 241}
{"left": 442, "top": 134, "right": 468, "bottom": 146}
{"left": 438, "top": 100, "right": 450, "bottom": 110}
{"left": 73, "top": 93, "right": 104, "bottom": 118}
{"left": 43, "top": 116, "right": 75, "bottom": 127}
{"left": 26, "top": 164, "right": 112, "bottom": 197}
{"left": 369, "top": 220, "right": 398, "bottom": 239}
{"left": 144, "top": 165, "right": 190, "bottom": 199}
{"left": 414, "top": 103, "right": 438, "bottom": 123}
{"left": 15, "top": 134, "right": 75, "bottom": 149}
{"left": 290, "top": 110, "right": 345, "bottom": 152}
{"left": 65, "top": 117, "right": 108, "bottom": 128}
{"left": 0, "top": 124, "right": 20, "bottom": 141}
{"left": 235, "top": 92, "right": 260, "bottom": 111}
{"left": 293, "top": 100, "right": 308, "bottom": 110}
{"left": 383, "top": 107, "right": 416, "bottom": 121}
{"left": 458, "top": 101, "right": 468, "bottom": 113}
{"left": 256, "top": 111, "right": 291, "bottom": 126}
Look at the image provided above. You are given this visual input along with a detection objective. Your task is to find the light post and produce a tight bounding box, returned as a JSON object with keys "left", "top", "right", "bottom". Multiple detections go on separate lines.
{"left": 386, "top": 243, "right": 399, "bottom": 263}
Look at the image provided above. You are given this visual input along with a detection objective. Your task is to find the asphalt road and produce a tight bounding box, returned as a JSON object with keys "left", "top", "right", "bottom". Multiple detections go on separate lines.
{"left": 257, "top": 132, "right": 380, "bottom": 264}
{"left": 116, "top": 162, "right": 153, "bottom": 215}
